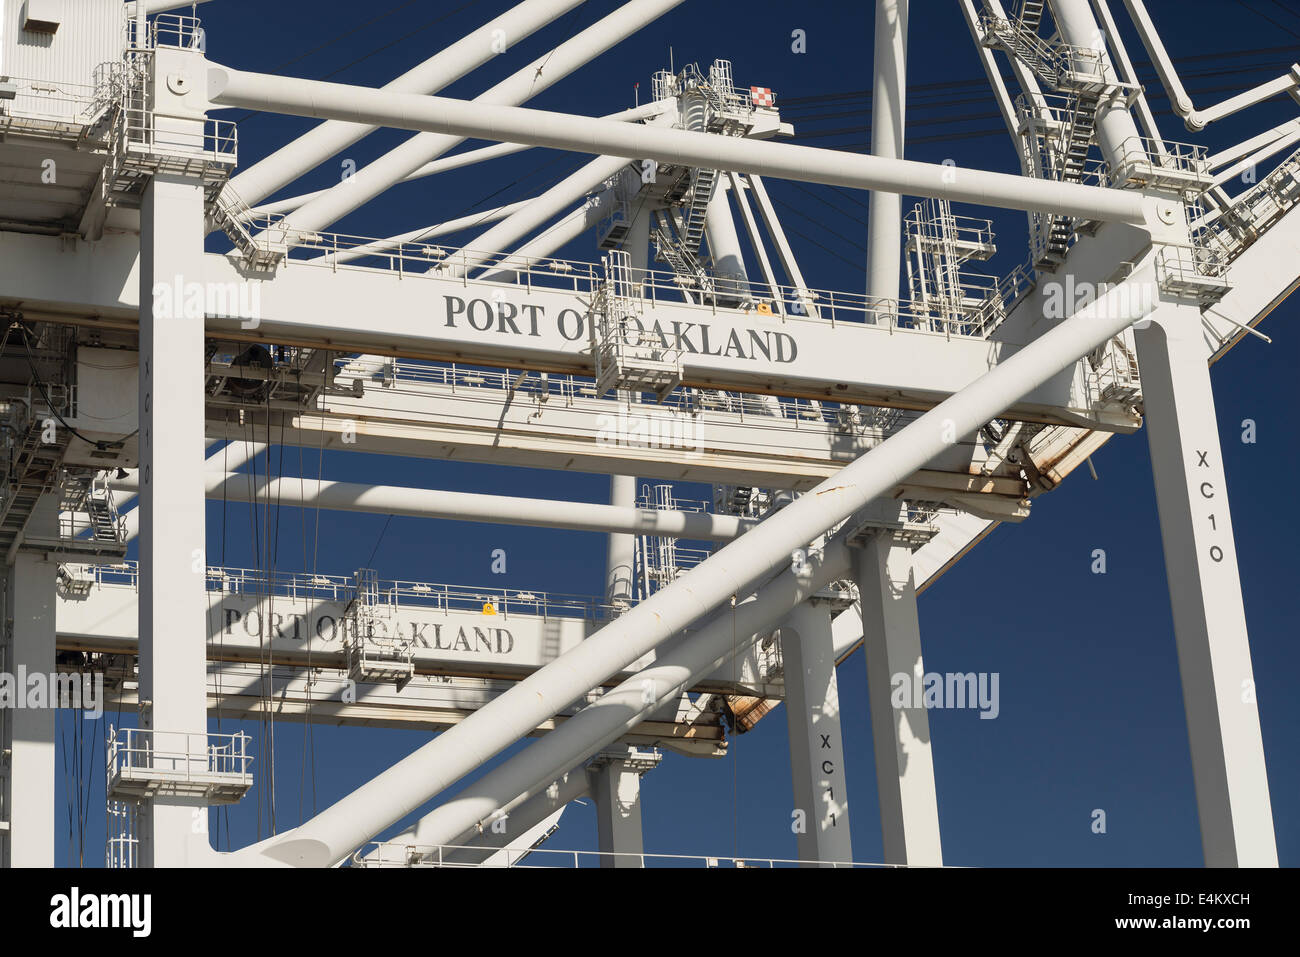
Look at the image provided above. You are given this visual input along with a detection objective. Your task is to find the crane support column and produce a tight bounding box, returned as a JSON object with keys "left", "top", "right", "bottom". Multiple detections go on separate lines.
{"left": 867, "top": 0, "right": 908, "bottom": 305}
{"left": 3, "top": 495, "right": 59, "bottom": 867}
{"left": 780, "top": 600, "right": 853, "bottom": 865}
{"left": 704, "top": 180, "right": 751, "bottom": 302}
{"left": 590, "top": 746, "right": 658, "bottom": 867}
{"left": 606, "top": 474, "right": 638, "bottom": 605}
{"left": 1133, "top": 306, "right": 1278, "bottom": 867}
{"left": 136, "top": 163, "right": 214, "bottom": 866}
{"left": 854, "top": 501, "right": 943, "bottom": 865}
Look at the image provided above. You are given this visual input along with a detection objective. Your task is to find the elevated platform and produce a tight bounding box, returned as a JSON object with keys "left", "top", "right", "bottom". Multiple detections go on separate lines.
{"left": 106, "top": 728, "right": 252, "bottom": 805}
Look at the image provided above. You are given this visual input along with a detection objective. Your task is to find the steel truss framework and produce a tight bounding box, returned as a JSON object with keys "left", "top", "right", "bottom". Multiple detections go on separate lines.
{"left": 0, "top": 0, "right": 1294, "bottom": 869}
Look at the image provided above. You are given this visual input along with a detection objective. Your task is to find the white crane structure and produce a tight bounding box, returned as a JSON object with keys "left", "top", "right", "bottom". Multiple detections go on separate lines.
{"left": 0, "top": 0, "right": 1294, "bottom": 869}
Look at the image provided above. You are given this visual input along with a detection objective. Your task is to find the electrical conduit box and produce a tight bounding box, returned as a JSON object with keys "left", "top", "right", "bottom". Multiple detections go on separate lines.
{"left": 22, "top": 0, "right": 62, "bottom": 35}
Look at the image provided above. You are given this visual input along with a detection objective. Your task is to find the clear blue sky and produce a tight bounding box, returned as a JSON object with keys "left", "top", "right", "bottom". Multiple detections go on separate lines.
{"left": 55, "top": 0, "right": 1299, "bottom": 867}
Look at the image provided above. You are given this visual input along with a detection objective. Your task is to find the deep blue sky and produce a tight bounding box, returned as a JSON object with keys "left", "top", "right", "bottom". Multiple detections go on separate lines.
{"left": 55, "top": 0, "right": 1299, "bottom": 867}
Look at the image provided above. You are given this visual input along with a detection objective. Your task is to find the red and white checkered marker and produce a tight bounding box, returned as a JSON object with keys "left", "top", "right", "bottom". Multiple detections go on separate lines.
{"left": 750, "top": 86, "right": 775, "bottom": 107}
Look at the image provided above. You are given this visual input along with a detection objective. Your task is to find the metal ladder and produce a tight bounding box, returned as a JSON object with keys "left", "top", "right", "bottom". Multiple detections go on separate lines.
{"left": 0, "top": 419, "right": 71, "bottom": 557}
{"left": 1039, "top": 91, "right": 1100, "bottom": 266}
{"left": 680, "top": 166, "right": 719, "bottom": 253}
{"left": 86, "top": 484, "right": 120, "bottom": 543}
{"left": 1018, "top": 0, "right": 1046, "bottom": 34}
{"left": 985, "top": 12, "right": 1065, "bottom": 86}
{"left": 653, "top": 222, "right": 716, "bottom": 301}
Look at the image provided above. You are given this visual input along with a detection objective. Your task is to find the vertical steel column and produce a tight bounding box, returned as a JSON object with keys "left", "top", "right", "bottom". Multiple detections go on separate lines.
{"left": 137, "top": 171, "right": 212, "bottom": 867}
{"left": 867, "top": 0, "right": 908, "bottom": 306}
{"left": 606, "top": 474, "right": 637, "bottom": 604}
{"left": 590, "top": 748, "right": 648, "bottom": 867}
{"left": 855, "top": 502, "right": 942, "bottom": 865}
{"left": 4, "top": 495, "right": 58, "bottom": 867}
{"left": 625, "top": 199, "right": 651, "bottom": 276}
{"left": 780, "top": 600, "right": 853, "bottom": 865}
{"left": 704, "top": 179, "right": 751, "bottom": 301}
{"left": 1051, "top": 0, "right": 1144, "bottom": 166}
{"left": 1133, "top": 306, "right": 1277, "bottom": 867}
{"left": 607, "top": 195, "right": 643, "bottom": 604}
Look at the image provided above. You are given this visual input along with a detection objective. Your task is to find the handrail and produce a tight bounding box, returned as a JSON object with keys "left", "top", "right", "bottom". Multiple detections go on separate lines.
{"left": 355, "top": 840, "right": 927, "bottom": 869}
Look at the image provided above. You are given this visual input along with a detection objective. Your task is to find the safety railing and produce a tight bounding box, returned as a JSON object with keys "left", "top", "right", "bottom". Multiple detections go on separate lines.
{"left": 0, "top": 74, "right": 104, "bottom": 125}
{"left": 107, "top": 727, "right": 252, "bottom": 783}
{"left": 980, "top": 14, "right": 1109, "bottom": 89}
{"left": 1197, "top": 144, "right": 1300, "bottom": 261}
{"left": 272, "top": 225, "right": 1009, "bottom": 339}
{"left": 1110, "top": 135, "right": 1211, "bottom": 192}
{"left": 67, "top": 562, "right": 628, "bottom": 623}
{"left": 333, "top": 356, "right": 926, "bottom": 439}
{"left": 357, "top": 841, "right": 917, "bottom": 868}
{"left": 118, "top": 107, "right": 237, "bottom": 166}
{"left": 1155, "top": 242, "right": 1231, "bottom": 302}
{"left": 149, "top": 14, "right": 207, "bottom": 52}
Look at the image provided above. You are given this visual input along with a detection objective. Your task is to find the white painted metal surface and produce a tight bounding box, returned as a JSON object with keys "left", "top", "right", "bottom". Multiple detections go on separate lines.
{"left": 0, "top": 0, "right": 1290, "bottom": 874}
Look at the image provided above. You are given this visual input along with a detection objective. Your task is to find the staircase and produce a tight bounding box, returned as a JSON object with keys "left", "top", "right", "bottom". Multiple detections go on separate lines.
{"left": 86, "top": 484, "right": 120, "bottom": 544}
{"left": 680, "top": 167, "right": 719, "bottom": 253}
{"left": 1018, "top": 0, "right": 1045, "bottom": 34}
{"left": 209, "top": 185, "right": 287, "bottom": 269}
{"left": 654, "top": 223, "right": 716, "bottom": 302}
{"left": 1038, "top": 91, "right": 1100, "bottom": 267}
{"left": 982, "top": 11, "right": 1066, "bottom": 87}
{"left": 0, "top": 418, "right": 71, "bottom": 559}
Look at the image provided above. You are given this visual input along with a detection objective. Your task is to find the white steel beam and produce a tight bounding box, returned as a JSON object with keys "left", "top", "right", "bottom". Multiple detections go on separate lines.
{"left": 115, "top": 469, "right": 752, "bottom": 541}
{"left": 959, "top": 0, "right": 1030, "bottom": 173}
{"left": 4, "top": 496, "right": 58, "bottom": 867}
{"left": 136, "top": 171, "right": 214, "bottom": 867}
{"left": 271, "top": 0, "right": 683, "bottom": 239}
{"left": 1089, "top": 0, "right": 1167, "bottom": 153}
{"left": 1210, "top": 127, "right": 1300, "bottom": 190}
{"left": 1120, "top": 0, "right": 1300, "bottom": 131}
{"left": 476, "top": 190, "right": 613, "bottom": 282}
{"left": 204, "top": 64, "right": 1148, "bottom": 223}
{"left": 855, "top": 500, "right": 942, "bottom": 865}
{"left": 136, "top": 0, "right": 217, "bottom": 13}
{"left": 225, "top": 0, "right": 589, "bottom": 207}
{"left": 371, "top": 528, "right": 859, "bottom": 863}
{"left": 591, "top": 749, "right": 648, "bottom": 867}
{"left": 606, "top": 474, "right": 638, "bottom": 603}
{"left": 121, "top": 441, "right": 265, "bottom": 542}
{"left": 246, "top": 99, "right": 675, "bottom": 221}
{"left": 780, "top": 600, "right": 853, "bottom": 865}
{"left": 438, "top": 765, "right": 590, "bottom": 866}
{"left": 0, "top": 230, "right": 1143, "bottom": 432}
{"left": 238, "top": 265, "right": 1157, "bottom": 866}
{"left": 1053, "top": 0, "right": 1144, "bottom": 170}
{"left": 867, "top": 0, "right": 907, "bottom": 305}
{"left": 443, "top": 155, "right": 633, "bottom": 277}
{"left": 746, "top": 174, "right": 821, "bottom": 318}
{"left": 703, "top": 179, "right": 751, "bottom": 297}
{"left": 322, "top": 201, "right": 532, "bottom": 266}
{"left": 729, "top": 173, "right": 784, "bottom": 313}
{"left": 1133, "top": 305, "right": 1278, "bottom": 867}
{"left": 1207, "top": 119, "right": 1300, "bottom": 172}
